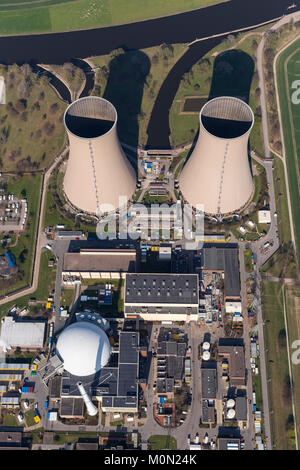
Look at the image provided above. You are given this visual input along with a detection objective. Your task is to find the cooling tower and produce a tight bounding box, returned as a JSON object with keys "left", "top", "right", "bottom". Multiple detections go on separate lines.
{"left": 63, "top": 96, "right": 136, "bottom": 215}
{"left": 179, "top": 96, "right": 254, "bottom": 215}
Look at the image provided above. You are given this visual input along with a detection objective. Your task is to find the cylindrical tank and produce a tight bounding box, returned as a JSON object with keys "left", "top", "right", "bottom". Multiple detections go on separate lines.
{"left": 63, "top": 96, "right": 136, "bottom": 215}
{"left": 202, "top": 342, "right": 210, "bottom": 351}
{"left": 226, "top": 398, "right": 236, "bottom": 409}
{"left": 179, "top": 96, "right": 254, "bottom": 215}
{"left": 77, "top": 381, "right": 98, "bottom": 416}
{"left": 202, "top": 350, "right": 210, "bottom": 361}
{"left": 226, "top": 408, "right": 236, "bottom": 420}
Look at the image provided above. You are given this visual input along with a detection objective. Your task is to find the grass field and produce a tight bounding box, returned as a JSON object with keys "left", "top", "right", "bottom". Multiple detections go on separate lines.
{"left": 0, "top": 249, "right": 56, "bottom": 319}
{"left": 0, "top": 0, "right": 228, "bottom": 35}
{"left": 0, "top": 63, "right": 66, "bottom": 172}
{"left": 262, "top": 281, "right": 296, "bottom": 450}
{"left": 276, "top": 38, "right": 300, "bottom": 265}
{"left": 148, "top": 434, "right": 177, "bottom": 450}
{"left": 284, "top": 285, "right": 300, "bottom": 445}
{"left": 0, "top": 174, "right": 42, "bottom": 298}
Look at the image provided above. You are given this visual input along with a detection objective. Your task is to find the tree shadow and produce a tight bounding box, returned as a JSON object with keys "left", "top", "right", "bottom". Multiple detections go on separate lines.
{"left": 102, "top": 49, "right": 151, "bottom": 166}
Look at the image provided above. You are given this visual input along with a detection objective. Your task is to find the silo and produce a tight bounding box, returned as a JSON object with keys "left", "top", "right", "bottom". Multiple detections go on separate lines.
{"left": 63, "top": 96, "right": 136, "bottom": 215}
{"left": 226, "top": 408, "right": 236, "bottom": 420}
{"left": 202, "top": 350, "right": 210, "bottom": 361}
{"left": 179, "top": 96, "right": 254, "bottom": 216}
{"left": 203, "top": 342, "right": 210, "bottom": 351}
{"left": 226, "top": 398, "right": 235, "bottom": 409}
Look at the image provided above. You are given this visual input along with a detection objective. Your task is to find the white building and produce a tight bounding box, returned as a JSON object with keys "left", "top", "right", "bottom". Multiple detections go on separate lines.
{"left": 0, "top": 317, "right": 46, "bottom": 351}
{"left": 258, "top": 210, "right": 271, "bottom": 224}
{"left": 0, "top": 77, "right": 5, "bottom": 105}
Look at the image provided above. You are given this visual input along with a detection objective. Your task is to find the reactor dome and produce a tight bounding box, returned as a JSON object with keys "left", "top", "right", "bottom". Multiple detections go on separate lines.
{"left": 56, "top": 321, "right": 111, "bottom": 377}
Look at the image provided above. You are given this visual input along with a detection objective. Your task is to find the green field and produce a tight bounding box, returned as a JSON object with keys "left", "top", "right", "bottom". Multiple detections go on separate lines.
{"left": 0, "top": 174, "right": 42, "bottom": 298}
{"left": 262, "top": 281, "right": 296, "bottom": 450}
{"left": 0, "top": 63, "right": 66, "bottom": 172}
{"left": 276, "top": 38, "right": 300, "bottom": 264}
{"left": 284, "top": 286, "right": 300, "bottom": 445}
{"left": 0, "top": 0, "right": 228, "bottom": 35}
{"left": 148, "top": 434, "right": 177, "bottom": 450}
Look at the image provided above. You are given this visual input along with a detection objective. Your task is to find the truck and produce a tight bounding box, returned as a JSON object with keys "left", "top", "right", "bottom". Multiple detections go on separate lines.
{"left": 45, "top": 399, "right": 49, "bottom": 409}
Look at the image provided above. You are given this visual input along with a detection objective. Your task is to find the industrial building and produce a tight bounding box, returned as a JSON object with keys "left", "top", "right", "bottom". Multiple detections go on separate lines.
{"left": 0, "top": 317, "right": 46, "bottom": 351}
{"left": 218, "top": 438, "right": 241, "bottom": 450}
{"left": 218, "top": 341, "right": 246, "bottom": 387}
{"left": 63, "top": 96, "right": 136, "bottom": 215}
{"left": 62, "top": 248, "right": 136, "bottom": 280}
{"left": 155, "top": 327, "right": 188, "bottom": 395}
{"left": 124, "top": 273, "right": 199, "bottom": 322}
{"left": 201, "top": 244, "right": 241, "bottom": 299}
{"left": 201, "top": 368, "right": 217, "bottom": 399}
{"left": 45, "top": 321, "right": 142, "bottom": 415}
{"left": 179, "top": 96, "right": 254, "bottom": 215}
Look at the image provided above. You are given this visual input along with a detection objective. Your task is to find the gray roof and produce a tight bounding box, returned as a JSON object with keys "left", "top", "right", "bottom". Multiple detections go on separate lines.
{"left": 202, "top": 245, "right": 240, "bottom": 298}
{"left": 201, "top": 368, "right": 217, "bottom": 399}
{"left": 236, "top": 396, "right": 247, "bottom": 421}
{"left": 63, "top": 249, "right": 136, "bottom": 273}
{"left": 125, "top": 274, "right": 198, "bottom": 305}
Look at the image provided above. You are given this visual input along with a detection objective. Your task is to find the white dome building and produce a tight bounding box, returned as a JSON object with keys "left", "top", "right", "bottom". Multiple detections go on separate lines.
{"left": 56, "top": 321, "right": 111, "bottom": 377}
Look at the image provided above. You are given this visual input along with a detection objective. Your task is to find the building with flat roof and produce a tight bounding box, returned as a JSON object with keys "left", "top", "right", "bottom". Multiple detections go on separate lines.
{"left": 236, "top": 395, "right": 247, "bottom": 421}
{"left": 63, "top": 248, "right": 136, "bottom": 280}
{"left": 202, "top": 244, "right": 240, "bottom": 299}
{"left": 202, "top": 400, "right": 215, "bottom": 424}
{"left": 218, "top": 341, "right": 246, "bottom": 387}
{"left": 124, "top": 273, "right": 199, "bottom": 322}
{"left": 218, "top": 438, "right": 241, "bottom": 450}
{"left": 0, "top": 317, "right": 46, "bottom": 351}
{"left": 0, "top": 428, "right": 28, "bottom": 449}
{"left": 201, "top": 368, "right": 217, "bottom": 399}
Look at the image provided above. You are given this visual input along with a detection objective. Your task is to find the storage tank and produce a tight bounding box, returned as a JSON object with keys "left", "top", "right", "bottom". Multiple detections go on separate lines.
{"left": 63, "top": 96, "right": 136, "bottom": 215}
{"left": 179, "top": 96, "right": 254, "bottom": 216}
{"left": 226, "top": 408, "right": 236, "bottom": 420}
{"left": 226, "top": 398, "right": 235, "bottom": 409}
{"left": 202, "top": 341, "right": 210, "bottom": 351}
{"left": 202, "top": 350, "right": 210, "bottom": 361}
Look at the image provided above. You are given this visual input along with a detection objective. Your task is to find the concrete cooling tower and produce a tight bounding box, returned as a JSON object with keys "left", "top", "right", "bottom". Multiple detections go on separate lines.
{"left": 179, "top": 96, "right": 254, "bottom": 216}
{"left": 63, "top": 96, "right": 136, "bottom": 215}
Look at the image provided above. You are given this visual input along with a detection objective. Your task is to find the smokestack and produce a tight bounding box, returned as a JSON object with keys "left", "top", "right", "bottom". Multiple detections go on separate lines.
{"left": 77, "top": 381, "right": 98, "bottom": 416}
{"left": 63, "top": 96, "right": 136, "bottom": 215}
{"left": 179, "top": 96, "right": 254, "bottom": 216}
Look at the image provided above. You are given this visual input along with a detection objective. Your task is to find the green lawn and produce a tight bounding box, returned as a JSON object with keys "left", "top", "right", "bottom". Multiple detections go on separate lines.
{"left": 0, "top": 0, "right": 228, "bottom": 35}
{"left": 284, "top": 286, "right": 300, "bottom": 444}
{"left": 0, "top": 64, "right": 66, "bottom": 172}
{"left": 0, "top": 174, "right": 43, "bottom": 298}
{"left": 262, "top": 281, "right": 296, "bottom": 450}
{"left": 148, "top": 434, "right": 177, "bottom": 450}
{"left": 0, "top": 250, "right": 56, "bottom": 319}
{"left": 244, "top": 248, "right": 254, "bottom": 273}
{"left": 276, "top": 38, "right": 300, "bottom": 265}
